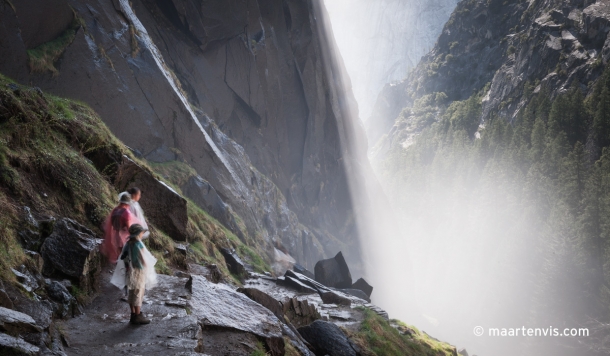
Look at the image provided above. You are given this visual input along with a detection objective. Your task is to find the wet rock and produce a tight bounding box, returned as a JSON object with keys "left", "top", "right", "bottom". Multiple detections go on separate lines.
{"left": 219, "top": 248, "right": 247, "bottom": 280}
{"left": 188, "top": 275, "right": 283, "bottom": 340}
{"left": 320, "top": 291, "right": 352, "bottom": 307}
{"left": 0, "top": 306, "right": 42, "bottom": 335}
{"left": 364, "top": 303, "right": 389, "bottom": 320}
{"left": 238, "top": 288, "right": 284, "bottom": 320}
{"left": 352, "top": 277, "right": 373, "bottom": 298}
{"left": 45, "top": 280, "right": 77, "bottom": 318}
{"left": 284, "top": 269, "right": 329, "bottom": 293}
{"left": 458, "top": 348, "right": 469, "bottom": 356}
{"left": 188, "top": 263, "right": 222, "bottom": 284}
{"left": 293, "top": 264, "right": 315, "bottom": 280}
{"left": 0, "top": 332, "right": 40, "bottom": 355}
{"left": 337, "top": 288, "right": 370, "bottom": 303}
{"left": 114, "top": 156, "right": 188, "bottom": 241}
{"left": 297, "top": 320, "right": 359, "bottom": 356}
{"left": 279, "top": 276, "right": 318, "bottom": 294}
{"left": 314, "top": 251, "right": 352, "bottom": 289}
{"left": 39, "top": 218, "right": 101, "bottom": 295}
{"left": 281, "top": 323, "right": 314, "bottom": 356}
{"left": 283, "top": 297, "right": 321, "bottom": 328}
{"left": 11, "top": 267, "right": 39, "bottom": 293}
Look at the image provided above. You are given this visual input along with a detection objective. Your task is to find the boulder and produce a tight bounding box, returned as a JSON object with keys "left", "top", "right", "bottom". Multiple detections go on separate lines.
{"left": 0, "top": 332, "right": 39, "bottom": 355}
{"left": 238, "top": 288, "right": 284, "bottom": 320}
{"left": 352, "top": 277, "right": 373, "bottom": 298}
{"left": 284, "top": 269, "right": 328, "bottom": 293}
{"left": 0, "top": 307, "right": 42, "bottom": 335}
{"left": 320, "top": 291, "right": 352, "bottom": 306}
{"left": 188, "top": 275, "right": 283, "bottom": 355}
{"left": 297, "top": 320, "right": 359, "bottom": 356}
{"left": 314, "top": 251, "right": 352, "bottom": 289}
{"left": 458, "top": 348, "right": 469, "bottom": 356}
{"left": 45, "top": 280, "right": 77, "bottom": 318}
{"left": 279, "top": 276, "right": 317, "bottom": 294}
{"left": 337, "top": 288, "right": 371, "bottom": 303}
{"left": 219, "top": 248, "right": 247, "bottom": 280}
{"left": 188, "top": 263, "right": 222, "bottom": 284}
{"left": 39, "top": 218, "right": 101, "bottom": 294}
{"left": 114, "top": 156, "right": 188, "bottom": 241}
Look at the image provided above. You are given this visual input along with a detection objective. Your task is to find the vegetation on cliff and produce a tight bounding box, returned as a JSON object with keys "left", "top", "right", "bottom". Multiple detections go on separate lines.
{"left": 0, "top": 73, "right": 268, "bottom": 288}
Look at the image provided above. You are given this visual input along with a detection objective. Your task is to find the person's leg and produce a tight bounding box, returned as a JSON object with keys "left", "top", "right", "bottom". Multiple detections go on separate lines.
{"left": 134, "top": 306, "right": 140, "bottom": 314}
{"left": 132, "top": 289, "right": 150, "bottom": 324}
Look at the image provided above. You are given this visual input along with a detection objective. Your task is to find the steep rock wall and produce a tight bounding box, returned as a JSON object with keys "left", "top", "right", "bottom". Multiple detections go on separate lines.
{"left": 0, "top": 0, "right": 365, "bottom": 271}
{"left": 369, "top": 0, "right": 610, "bottom": 151}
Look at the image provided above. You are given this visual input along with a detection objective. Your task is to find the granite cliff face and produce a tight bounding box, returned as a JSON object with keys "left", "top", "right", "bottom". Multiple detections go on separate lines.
{"left": 325, "top": 0, "right": 459, "bottom": 120}
{"left": 370, "top": 0, "right": 610, "bottom": 153}
{"left": 0, "top": 0, "right": 367, "bottom": 271}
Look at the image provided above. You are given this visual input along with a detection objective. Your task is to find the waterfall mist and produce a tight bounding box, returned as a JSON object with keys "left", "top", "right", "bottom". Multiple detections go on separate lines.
{"left": 322, "top": 2, "right": 595, "bottom": 356}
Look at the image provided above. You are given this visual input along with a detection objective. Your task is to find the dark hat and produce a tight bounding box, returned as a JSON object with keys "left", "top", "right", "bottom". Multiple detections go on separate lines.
{"left": 128, "top": 224, "right": 148, "bottom": 235}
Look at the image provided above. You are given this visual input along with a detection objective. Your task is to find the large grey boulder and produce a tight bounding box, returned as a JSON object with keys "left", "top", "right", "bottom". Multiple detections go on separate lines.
{"left": 40, "top": 218, "right": 101, "bottom": 294}
{"left": 0, "top": 307, "right": 41, "bottom": 335}
{"left": 352, "top": 277, "right": 373, "bottom": 298}
{"left": 297, "top": 320, "right": 359, "bottom": 356}
{"left": 188, "top": 275, "right": 284, "bottom": 355}
{"left": 219, "top": 248, "right": 247, "bottom": 280}
{"left": 314, "top": 251, "right": 352, "bottom": 289}
{"left": 114, "top": 156, "right": 189, "bottom": 241}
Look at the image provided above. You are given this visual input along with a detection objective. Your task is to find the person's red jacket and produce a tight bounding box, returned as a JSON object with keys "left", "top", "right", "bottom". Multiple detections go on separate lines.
{"left": 100, "top": 204, "right": 139, "bottom": 263}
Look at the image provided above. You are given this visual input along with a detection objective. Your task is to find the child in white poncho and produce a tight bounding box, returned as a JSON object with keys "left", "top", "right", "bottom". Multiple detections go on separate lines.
{"left": 111, "top": 224, "right": 157, "bottom": 325}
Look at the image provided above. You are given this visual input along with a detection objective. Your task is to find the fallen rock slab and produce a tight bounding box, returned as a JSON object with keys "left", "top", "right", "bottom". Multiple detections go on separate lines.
{"left": 320, "top": 291, "right": 352, "bottom": 306}
{"left": 337, "top": 288, "right": 371, "bottom": 303}
{"left": 188, "top": 275, "right": 283, "bottom": 353}
{"left": 297, "top": 320, "right": 359, "bottom": 356}
{"left": 0, "top": 332, "right": 39, "bottom": 355}
{"left": 114, "top": 156, "right": 188, "bottom": 241}
{"left": 0, "top": 307, "right": 41, "bottom": 335}
{"left": 238, "top": 287, "right": 284, "bottom": 320}
{"left": 40, "top": 218, "right": 102, "bottom": 294}
{"left": 352, "top": 277, "right": 373, "bottom": 298}
{"left": 314, "top": 251, "right": 352, "bottom": 289}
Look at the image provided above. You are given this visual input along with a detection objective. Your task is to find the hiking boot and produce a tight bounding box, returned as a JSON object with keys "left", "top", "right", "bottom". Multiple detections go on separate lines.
{"left": 129, "top": 313, "right": 136, "bottom": 324}
{"left": 132, "top": 313, "right": 150, "bottom": 325}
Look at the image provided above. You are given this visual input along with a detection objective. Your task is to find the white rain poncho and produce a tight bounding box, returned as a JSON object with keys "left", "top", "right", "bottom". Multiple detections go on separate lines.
{"left": 117, "top": 192, "right": 149, "bottom": 239}
{"left": 110, "top": 237, "right": 158, "bottom": 291}
{"left": 129, "top": 201, "right": 150, "bottom": 239}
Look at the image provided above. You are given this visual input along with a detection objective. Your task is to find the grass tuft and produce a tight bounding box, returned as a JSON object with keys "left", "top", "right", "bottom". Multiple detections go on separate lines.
{"left": 348, "top": 307, "right": 457, "bottom": 356}
{"left": 27, "top": 19, "right": 80, "bottom": 76}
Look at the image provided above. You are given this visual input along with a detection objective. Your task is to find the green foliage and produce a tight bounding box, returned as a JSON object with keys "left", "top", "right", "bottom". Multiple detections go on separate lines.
{"left": 249, "top": 341, "right": 268, "bottom": 356}
{"left": 349, "top": 308, "right": 456, "bottom": 356}
{"left": 442, "top": 89, "right": 483, "bottom": 137}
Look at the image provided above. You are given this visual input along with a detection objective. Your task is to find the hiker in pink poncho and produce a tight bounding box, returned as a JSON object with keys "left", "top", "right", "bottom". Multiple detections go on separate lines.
{"left": 101, "top": 193, "right": 139, "bottom": 263}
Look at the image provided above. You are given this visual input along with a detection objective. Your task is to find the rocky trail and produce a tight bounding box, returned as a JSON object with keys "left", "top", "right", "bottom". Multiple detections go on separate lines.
{"left": 58, "top": 259, "right": 386, "bottom": 356}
